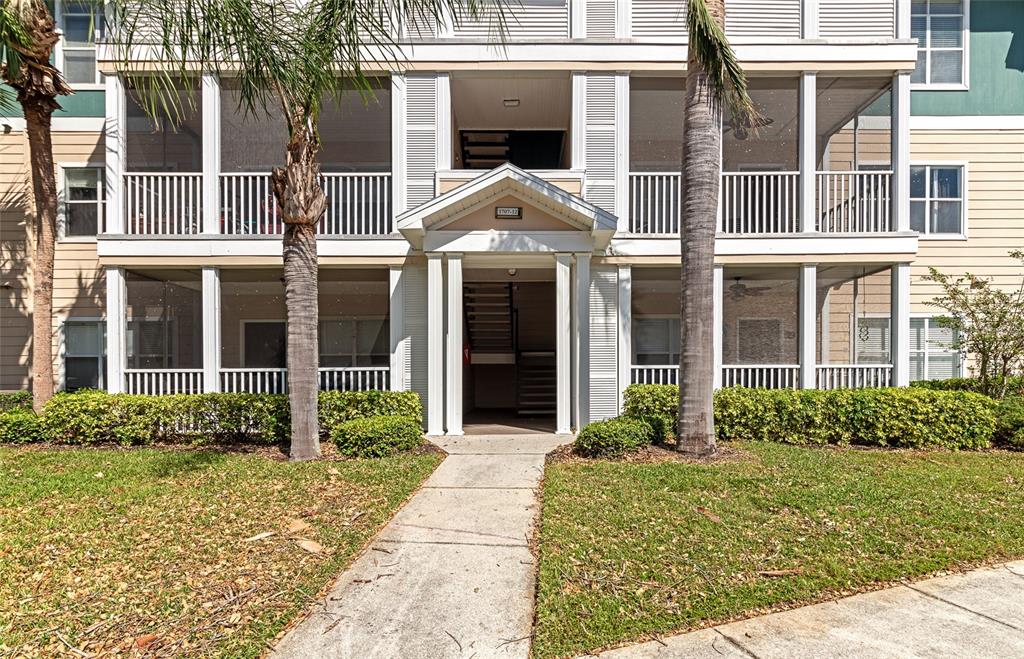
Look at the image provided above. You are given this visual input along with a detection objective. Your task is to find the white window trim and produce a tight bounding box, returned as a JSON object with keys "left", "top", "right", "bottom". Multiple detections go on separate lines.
{"left": 54, "top": 0, "right": 106, "bottom": 91}
{"left": 631, "top": 314, "right": 680, "bottom": 365}
{"left": 909, "top": 312, "right": 964, "bottom": 380}
{"left": 319, "top": 316, "right": 390, "bottom": 367}
{"left": 910, "top": 160, "right": 969, "bottom": 240}
{"left": 58, "top": 162, "right": 105, "bottom": 243}
{"left": 60, "top": 317, "right": 105, "bottom": 391}
{"left": 910, "top": 0, "right": 970, "bottom": 91}
{"left": 851, "top": 312, "right": 892, "bottom": 366}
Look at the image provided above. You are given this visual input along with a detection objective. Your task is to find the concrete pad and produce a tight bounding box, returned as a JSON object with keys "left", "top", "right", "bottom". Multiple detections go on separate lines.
{"left": 377, "top": 486, "right": 537, "bottom": 546}
{"left": 426, "top": 453, "right": 546, "bottom": 489}
{"left": 909, "top": 566, "right": 1024, "bottom": 630}
{"left": 717, "top": 584, "right": 1024, "bottom": 658}
{"left": 1005, "top": 561, "right": 1024, "bottom": 578}
{"left": 433, "top": 433, "right": 569, "bottom": 455}
{"left": 272, "top": 541, "right": 536, "bottom": 659}
{"left": 594, "top": 629, "right": 749, "bottom": 658}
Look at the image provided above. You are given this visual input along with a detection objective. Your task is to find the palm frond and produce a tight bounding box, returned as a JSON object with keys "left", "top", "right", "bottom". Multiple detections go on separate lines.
{"left": 0, "top": 0, "right": 34, "bottom": 113}
{"left": 686, "top": 0, "right": 756, "bottom": 124}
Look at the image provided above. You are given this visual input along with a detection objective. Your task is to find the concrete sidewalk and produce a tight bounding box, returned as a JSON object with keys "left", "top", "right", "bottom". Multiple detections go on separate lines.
{"left": 593, "top": 561, "right": 1024, "bottom": 659}
{"left": 271, "top": 434, "right": 566, "bottom": 659}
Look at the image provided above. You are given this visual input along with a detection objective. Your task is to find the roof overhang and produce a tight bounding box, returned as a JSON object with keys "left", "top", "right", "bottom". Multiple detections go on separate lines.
{"left": 396, "top": 163, "right": 618, "bottom": 251}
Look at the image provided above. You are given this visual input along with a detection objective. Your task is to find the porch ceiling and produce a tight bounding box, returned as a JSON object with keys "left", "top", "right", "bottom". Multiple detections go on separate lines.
{"left": 395, "top": 163, "right": 617, "bottom": 251}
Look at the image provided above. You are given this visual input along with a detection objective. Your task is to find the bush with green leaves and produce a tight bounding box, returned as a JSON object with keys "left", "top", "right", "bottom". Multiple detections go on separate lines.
{"left": 0, "top": 391, "right": 33, "bottom": 413}
{"left": 318, "top": 390, "right": 423, "bottom": 435}
{"left": 331, "top": 415, "right": 423, "bottom": 457}
{"left": 622, "top": 384, "right": 677, "bottom": 441}
{"left": 993, "top": 396, "right": 1024, "bottom": 449}
{"left": 573, "top": 416, "right": 656, "bottom": 458}
{"left": 912, "top": 376, "right": 1024, "bottom": 398}
{"left": 0, "top": 409, "right": 48, "bottom": 444}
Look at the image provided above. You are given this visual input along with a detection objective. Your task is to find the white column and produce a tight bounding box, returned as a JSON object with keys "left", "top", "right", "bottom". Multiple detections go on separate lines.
{"left": 105, "top": 267, "right": 126, "bottom": 393}
{"left": 799, "top": 264, "right": 817, "bottom": 389}
{"left": 802, "top": 0, "right": 819, "bottom": 38}
{"left": 391, "top": 74, "right": 407, "bottom": 215}
{"left": 435, "top": 73, "right": 452, "bottom": 172}
{"left": 555, "top": 254, "right": 572, "bottom": 434}
{"left": 201, "top": 73, "right": 221, "bottom": 235}
{"left": 571, "top": 72, "right": 586, "bottom": 171}
{"left": 202, "top": 266, "right": 221, "bottom": 392}
{"left": 895, "top": 0, "right": 911, "bottom": 39}
{"left": 574, "top": 253, "right": 591, "bottom": 428}
{"left": 891, "top": 73, "right": 911, "bottom": 232}
{"left": 445, "top": 254, "right": 463, "bottom": 435}
{"left": 570, "top": 0, "right": 586, "bottom": 38}
{"left": 799, "top": 72, "right": 817, "bottom": 233}
{"left": 426, "top": 253, "right": 445, "bottom": 435}
{"left": 104, "top": 75, "right": 125, "bottom": 234}
{"left": 713, "top": 265, "right": 724, "bottom": 389}
{"left": 891, "top": 262, "right": 911, "bottom": 387}
{"left": 616, "top": 264, "right": 632, "bottom": 413}
{"left": 614, "top": 73, "right": 630, "bottom": 233}
{"left": 389, "top": 265, "right": 405, "bottom": 391}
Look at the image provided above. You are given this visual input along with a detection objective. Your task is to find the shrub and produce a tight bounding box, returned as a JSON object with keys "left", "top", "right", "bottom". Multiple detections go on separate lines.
{"left": 318, "top": 390, "right": 423, "bottom": 437}
{"left": 912, "top": 376, "right": 1024, "bottom": 398}
{"left": 331, "top": 415, "right": 423, "bottom": 457}
{"left": 573, "top": 416, "right": 655, "bottom": 458}
{"left": 0, "top": 391, "right": 33, "bottom": 413}
{"left": 994, "top": 397, "right": 1024, "bottom": 449}
{"left": 622, "top": 384, "right": 677, "bottom": 441}
{"left": 0, "top": 409, "right": 48, "bottom": 444}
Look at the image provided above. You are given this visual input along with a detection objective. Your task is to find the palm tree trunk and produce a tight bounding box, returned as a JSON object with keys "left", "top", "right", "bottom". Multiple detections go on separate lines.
{"left": 272, "top": 120, "right": 327, "bottom": 461}
{"left": 677, "top": 0, "right": 725, "bottom": 456}
{"left": 24, "top": 101, "right": 57, "bottom": 412}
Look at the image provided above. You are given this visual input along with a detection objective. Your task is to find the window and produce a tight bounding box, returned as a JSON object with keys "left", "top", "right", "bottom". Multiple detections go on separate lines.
{"left": 64, "top": 320, "right": 105, "bottom": 390}
{"left": 127, "top": 319, "right": 175, "bottom": 369}
{"left": 632, "top": 317, "right": 679, "bottom": 365}
{"left": 855, "top": 316, "right": 891, "bottom": 364}
{"left": 58, "top": 0, "right": 105, "bottom": 86}
{"left": 910, "top": 317, "right": 962, "bottom": 380}
{"left": 63, "top": 168, "right": 104, "bottom": 237}
{"left": 911, "top": 165, "right": 965, "bottom": 236}
{"left": 911, "top": 0, "right": 967, "bottom": 87}
{"left": 319, "top": 319, "right": 389, "bottom": 367}
{"left": 243, "top": 321, "right": 286, "bottom": 368}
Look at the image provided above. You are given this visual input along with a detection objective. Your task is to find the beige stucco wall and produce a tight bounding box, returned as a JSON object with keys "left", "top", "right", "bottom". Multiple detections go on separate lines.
{"left": 443, "top": 194, "right": 580, "bottom": 232}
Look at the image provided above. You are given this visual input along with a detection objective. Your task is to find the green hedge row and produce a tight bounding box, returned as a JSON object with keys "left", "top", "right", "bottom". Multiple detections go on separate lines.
{"left": 0, "top": 390, "right": 423, "bottom": 447}
{"left": 332, "top": 415, "right": 424, "bottom": 457}
{"left": 574, "top": 417, "right": 656, "bottom": 457}
{"left": 912, "top": 376, "right": 1024, "bottom": 397}
{"left": 622, "top": 384, "right": 999, "bottom": 451}
{"left": 0, "top": 391, "right": 32, "bottom": 413}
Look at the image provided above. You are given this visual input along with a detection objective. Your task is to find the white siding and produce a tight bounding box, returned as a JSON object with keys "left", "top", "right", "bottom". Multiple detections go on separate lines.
{"left": 583, "top": 73, "right": 619, "bottom": 213}
{"left": 631, "top": 0, "right": 685, "bottom": 39}
{"left": 586, "top": 0, "right": 617, "bottom": 37}
{"left": 726, "top": 0, "right": 801, "bottom": 38}
{"left": 453, "top": 0, "right": 568, "bottom": 39}
{"left": 589, "top": 267, "right": 619, "bottom": 421}
{"left": 402, "top": 263, "right": 429, "bottom": 423}
{"left": 405, "top": 74, "right": 438, "bottom": 210}
{"left": 819, "top": 0, "right": 895, "bottom": 38}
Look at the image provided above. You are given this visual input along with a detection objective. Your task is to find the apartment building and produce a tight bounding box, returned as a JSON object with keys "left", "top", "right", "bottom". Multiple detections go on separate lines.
{"left": 1, "top": 0, "right": 1021, "bottom": 435}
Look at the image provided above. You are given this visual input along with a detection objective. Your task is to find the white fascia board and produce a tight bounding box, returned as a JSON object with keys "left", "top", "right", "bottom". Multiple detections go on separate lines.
{"left": 911, "top": 116, "right": 1024, "bottom": 130}
{"left": 610, "top": 234, "right": 920, "bottom": 257}
{"left": 423, "top": 230, "right": 596, "bottom": 253}
{"left": 97, "top": 237, "right": 412, "bottom": 258}
{"left": 2, "top": 117, "right": 106, "bottom": 132}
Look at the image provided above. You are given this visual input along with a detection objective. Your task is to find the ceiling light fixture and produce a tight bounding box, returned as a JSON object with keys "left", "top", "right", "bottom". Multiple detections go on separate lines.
{"left": 502, "top": 98, "right": 520, "bottom": 107}
{"left": 507, "top": 268, "right": 518, "bottom": 277}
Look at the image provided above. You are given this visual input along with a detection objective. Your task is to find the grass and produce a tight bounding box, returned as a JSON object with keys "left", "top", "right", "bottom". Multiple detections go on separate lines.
{"left": 0, "top": 446, "right": 441, "bottom": 657}
{"left": 534, "top": 442, "right": 1024, "bottom": 658}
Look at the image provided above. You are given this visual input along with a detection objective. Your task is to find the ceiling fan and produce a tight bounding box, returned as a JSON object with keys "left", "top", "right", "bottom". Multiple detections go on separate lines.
{"left": 723, "top": 114, "right": 775, "bottom": 140}
{"left": 727, "top": 278, "right": 772, "bottom": 301}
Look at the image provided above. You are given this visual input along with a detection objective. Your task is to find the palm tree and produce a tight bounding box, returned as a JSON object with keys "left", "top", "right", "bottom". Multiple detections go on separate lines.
{"left": 111, "top": 0, "right": 500, "bottom": 460}
{"left": 677, "top": 0, "right": 754, "bottom": 455}
{"left": 1, "top": 0, "right": 73, "bottom": 412}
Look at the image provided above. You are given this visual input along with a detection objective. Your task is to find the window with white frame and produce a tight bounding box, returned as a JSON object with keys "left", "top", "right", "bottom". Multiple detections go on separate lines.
{"left": 911, "top": 0, "right": 967, "bottom": 87}
{"left": 63, "top": 167, "right": 104, "bottom": 237}
{"left": 319, "top": 319, "right": 390, "bottom": 367}
{"left": 64, "top": 320, "right": 105, "bottom": 390}
{"left": 127, "top": 319, "right": 175, "bottom": 369}
{"left": 632, "top": 317, "right": 680, "bottom": 365}
{"left": 58, "top": 0, "right": 105, "bottom": 86}
{"left": 910, "top": 165, "right": 965, "bottom": 236}
{"left": 855, "top": 316, "right": 891, "bottom": 364}
{"left": 910, "top": 317, "right": 962, "bottom": 380}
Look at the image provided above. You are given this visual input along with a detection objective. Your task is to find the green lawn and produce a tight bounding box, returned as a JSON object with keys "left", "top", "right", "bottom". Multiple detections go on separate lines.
{"left": 0, "top": 446, "right": 441, "bottom": 657}
{"left": 535, "top": 442, "right": 1024, "bottom": 658}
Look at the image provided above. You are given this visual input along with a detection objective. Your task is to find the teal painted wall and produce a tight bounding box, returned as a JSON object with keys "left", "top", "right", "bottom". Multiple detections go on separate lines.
{"left": 911, "top": 0, "right": 1024, "bottom": 116}
{"left": 2, "top": 89, "right": 104, "bottom": 118}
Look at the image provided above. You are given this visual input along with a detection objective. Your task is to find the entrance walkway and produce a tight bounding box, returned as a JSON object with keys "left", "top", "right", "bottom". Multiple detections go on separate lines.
{"left": 271, "top": 434, "right": 567, "bottom": 659}
{"left": 593, "top": 560, "right": 1024, "bottom": 658}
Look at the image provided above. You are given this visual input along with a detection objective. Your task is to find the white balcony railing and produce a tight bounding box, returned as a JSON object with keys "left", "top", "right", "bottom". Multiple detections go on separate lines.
{"left": 125, "top": 368, "right": 204, "bottom": 395}
{"left": 628, "top": 171, "right": 895, "bottom": 236}
{"left": 816, "top": 171, "right": 893, "bottom": 233}
{"left": 816, "top": 365, "right": 893, "bottom": 389}
{"left": 319, "top": 367, "right": 390, "bottom": 391}
{"left": 721, "top": 364, "right": 800, "bottom": 389}
{"left": 124, "top": 173, "right": 203, "bottom": 235}
{"left": 631, "top": 365, "right": 679, "bottom": 385}
{"left": 220, "top": 367, "right": 390, "bottom": 394}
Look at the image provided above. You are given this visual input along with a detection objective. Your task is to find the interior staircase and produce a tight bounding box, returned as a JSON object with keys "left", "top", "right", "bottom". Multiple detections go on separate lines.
{"left": 516, "top": 351, "right": 557, "bottom": 416}
{"left": 463, "top": 283, "right": 515, "bottom": 355}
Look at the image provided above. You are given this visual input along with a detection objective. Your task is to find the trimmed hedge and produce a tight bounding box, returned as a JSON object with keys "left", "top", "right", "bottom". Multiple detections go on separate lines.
{"left": 994, "top": 397, "right": 1024, "bottom": 449}
{"left": 318, "top": 390, "right": 423, "bottom": 432}
{"left": 622, "top": 384, "right": 676, "bottom": 442}
{"left": 331, "top": 415, "right": 423, "bottom": 457}
{"left": 0, "top": 409, "right": 47, "bottom": 444}
{"left": 0, "top": 391, "right": 32, "bottom": 413}
{"left": 624, "top": 383, "right": 998, "bottom": 450}
{"left": 574, "top": 416, "right": 656, "bottom": 457}
{"left": 912, "top": 376, "right": 1024, "bottom": 398}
